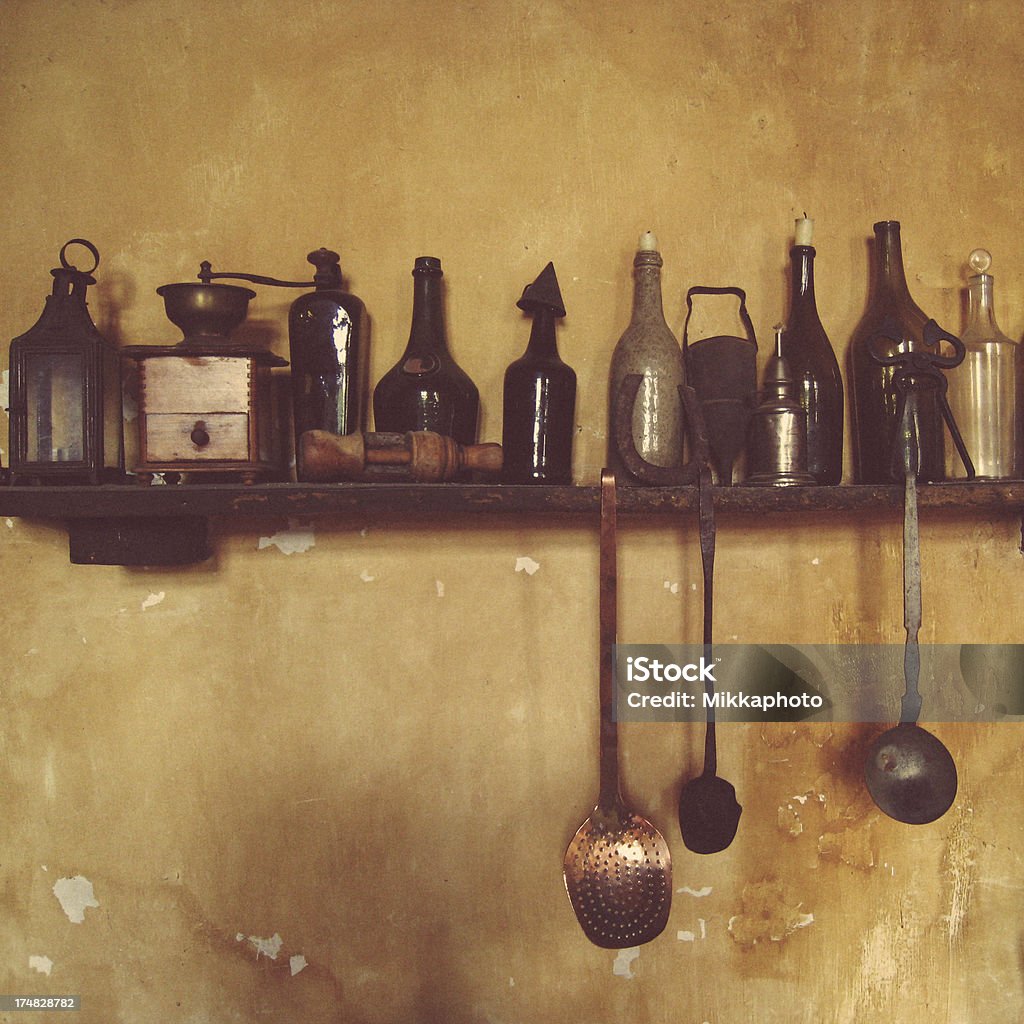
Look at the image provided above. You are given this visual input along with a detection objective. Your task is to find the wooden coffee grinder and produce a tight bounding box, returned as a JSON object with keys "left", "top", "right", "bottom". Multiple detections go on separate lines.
{"left": 125, "top": 258, "right": 319, "bottom": 483}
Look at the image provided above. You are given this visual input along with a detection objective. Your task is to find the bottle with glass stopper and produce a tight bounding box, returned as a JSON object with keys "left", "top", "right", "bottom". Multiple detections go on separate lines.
{"left": 501, "top": 262, "right": 576, "bottom": 484}
{"left": 607, "top": 230, "right": 684, "bottom": 483}
{"left": 944, "top": 248, "right": 1019, "bottom": 479}
{"left": 746, "top": 324, "right": 815, "bottom": 486}
{"left": 373, "top": 256, "right": 479, "bottom": 446}
{"left": 780, "top": 216, "right": 843, "bottom": 484}
{"left": 848, "top": 220, "right": 946, "bottom": 483}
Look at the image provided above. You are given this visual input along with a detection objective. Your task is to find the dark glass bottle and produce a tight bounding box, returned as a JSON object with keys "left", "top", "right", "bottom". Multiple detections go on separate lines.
{"left": 780, "top": 241, "right": 843, "bottom": 484}
{"left": 502, "top": 262, "right": 576, "bottom": 484}
{"left": 848, "top": 221, "right": 945, "bottom": 483}
{"left": 288, "top": 248, "right": 366, "bottom": 441}
{"left": 373, "top": 256, "right": 479, "bottom": 445}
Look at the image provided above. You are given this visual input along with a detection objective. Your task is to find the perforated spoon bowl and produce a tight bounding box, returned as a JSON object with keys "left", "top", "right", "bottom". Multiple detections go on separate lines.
{"left": 563, "top": 471, "right": 672, "bottom": 948}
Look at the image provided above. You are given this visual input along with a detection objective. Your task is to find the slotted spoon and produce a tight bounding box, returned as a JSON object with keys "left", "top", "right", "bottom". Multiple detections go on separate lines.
{"left": 563, "top": 470, "right": 672, "bottom": 948}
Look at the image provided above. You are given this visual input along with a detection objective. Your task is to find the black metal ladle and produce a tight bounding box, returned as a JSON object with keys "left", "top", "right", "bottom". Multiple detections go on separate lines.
{"left": 864, "top": 323, "right": 972, "bottom": 825}
{"left": 676, "top": 464, "right": 742, "bottom": 852}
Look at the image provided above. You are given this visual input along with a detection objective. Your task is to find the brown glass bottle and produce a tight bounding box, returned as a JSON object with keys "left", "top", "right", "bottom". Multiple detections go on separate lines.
{"left": 780, "top": 244, "right": 843, "bottom": 484}
{"left": 848, "top": 221, "right": 945, "bottom": 483}
{"left": 502, "top": 262, "right": 576, "bottom": 484}
{"left": 372, "top": 257, "right": 479, "bottom": 445}
{"left": 288, "top": 249, "right": 366, "bottom": 440}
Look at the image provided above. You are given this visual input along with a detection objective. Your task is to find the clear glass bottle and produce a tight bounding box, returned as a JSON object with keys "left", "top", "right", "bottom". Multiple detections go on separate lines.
{"left": 607, "top": 231, "right": 684, "bottom": 483}
{"left": 945, "top": 248, "right": 1019, "bottom": 479}
{"left": 780, "top": 223, "right": 843, "bottom": 484}
{"left": 848, "top": 221, "right": 945, "bottom": 483}
{"left": 502, "top": 262, "right": 576, "bottom": 484}
{"left": 372, "top": 256, "right": 479, "bottom": 446}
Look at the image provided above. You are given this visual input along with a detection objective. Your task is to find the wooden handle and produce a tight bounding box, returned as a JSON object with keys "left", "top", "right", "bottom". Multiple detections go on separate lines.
{"left": 298, "top": 430, "right": 503, "bottom": 482}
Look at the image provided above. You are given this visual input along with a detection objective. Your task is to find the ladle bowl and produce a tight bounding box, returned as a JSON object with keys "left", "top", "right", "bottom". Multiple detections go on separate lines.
{"left": 678, "top": 771, "right": 742, "bottom": 854}
{"left": 865, "top": 722, "right": 957, "bottom": 825}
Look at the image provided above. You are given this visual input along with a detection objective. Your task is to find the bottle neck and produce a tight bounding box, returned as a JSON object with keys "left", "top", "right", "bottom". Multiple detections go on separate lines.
{"left": 406, "top": 271, "right": 448, "bottom": 355}
{"left": 966, "top": 274, "right": 1000, "bottom": 333}
{"left": 631, "top": 251, "right": 665, "bottom": 321}
{"left": 871, "top": 221, "right": 912, "bottom": 300}
{"left": 524, "top": 308, "right": 558, "bottom": 358}
{"left": 790, "top": 245, "right": 816, "bottom": 303}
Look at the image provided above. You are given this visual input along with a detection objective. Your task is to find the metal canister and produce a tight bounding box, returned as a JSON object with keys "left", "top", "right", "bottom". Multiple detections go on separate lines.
{"left": 746, "top": 325, "right": 816, "bottom": 486}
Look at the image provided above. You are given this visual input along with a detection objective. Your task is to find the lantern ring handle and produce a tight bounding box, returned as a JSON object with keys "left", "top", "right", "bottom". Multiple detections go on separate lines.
{"left": 59, "top": 238, "right": 100, "bottom": 275}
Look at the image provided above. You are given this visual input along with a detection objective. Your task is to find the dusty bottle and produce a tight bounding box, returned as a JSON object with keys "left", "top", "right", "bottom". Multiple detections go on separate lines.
{"left": 607, "top": 231, "right": 684, "bottom": 482}
{"left": 779, "top": 220, "right": 843, "bottom": 484}
{"left": 945, "top": 249, "right": 1019, "bottom": 479}
{"left": 502, "top": 262, "right": 576, "bottom": 484}
{"left": 848, "top": 221, "right": 945, "bottom": 483}
{"left": 373, "top": 256, "right": 479, "bottom": 446}
{"left": 288, "top": 248, "right": 367, "bottom": 442}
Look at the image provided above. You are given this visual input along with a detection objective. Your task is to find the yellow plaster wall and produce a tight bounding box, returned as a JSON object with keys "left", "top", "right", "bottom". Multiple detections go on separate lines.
{"left": 1, "top": 2, "right": 1023, "bottom": 1021}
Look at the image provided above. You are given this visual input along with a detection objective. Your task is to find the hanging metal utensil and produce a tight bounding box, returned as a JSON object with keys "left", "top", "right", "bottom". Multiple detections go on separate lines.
{"left": 864, "top": 322, "right": 971, "bottom": 825}
{"left": 612, "top": 377, "right": 741, "bottom": 852}
{"left": 563, "top": 471, "right": 672, "bottom": 948}
{"left": 677, "top": 464, "right": 742, "bottom": 853}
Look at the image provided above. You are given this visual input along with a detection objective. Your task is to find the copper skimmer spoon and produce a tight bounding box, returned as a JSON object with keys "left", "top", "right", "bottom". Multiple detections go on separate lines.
{"left": 563, "top": 471, "right": 672, "bottom": 948}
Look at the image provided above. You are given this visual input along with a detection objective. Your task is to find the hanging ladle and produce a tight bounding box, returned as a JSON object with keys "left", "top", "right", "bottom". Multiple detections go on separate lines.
{"left": 612, "top": 374, "right": 741, "bottom": 852}
{"left": 563, "top": 471, "right": 672, "bottom": 947}
{"left": 864, "top": 323, "right": 973, "bottom": 825}
{"left": 676, "top": 464, "right": 742, "bottom": 853}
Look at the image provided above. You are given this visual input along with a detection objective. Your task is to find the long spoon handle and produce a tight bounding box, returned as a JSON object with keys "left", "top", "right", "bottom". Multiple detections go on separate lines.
{"left": 698, "top": 464, "right": 718, "bottom": 776}
{"left": 598, "top": 471, "right": 621, "bottom": 811}
{"left": 899, "top": 391, "right": 923, "bottom": 725}
{"left": 901, "top": 466, "right": 923, "bottom": 724}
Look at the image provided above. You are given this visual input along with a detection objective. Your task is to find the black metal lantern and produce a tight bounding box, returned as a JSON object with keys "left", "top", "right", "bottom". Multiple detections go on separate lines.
{"left": 9, "top": 239, "right": 124, "bottom": 484}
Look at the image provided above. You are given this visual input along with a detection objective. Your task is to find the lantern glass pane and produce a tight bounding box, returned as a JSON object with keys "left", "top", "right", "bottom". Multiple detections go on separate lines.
{"left": 24, "top": 351, "right": 85, "bottom": 464}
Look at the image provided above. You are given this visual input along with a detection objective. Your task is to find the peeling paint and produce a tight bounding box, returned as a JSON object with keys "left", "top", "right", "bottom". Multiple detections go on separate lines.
{"left": 28, "top": 955, "right": 52, "bottom": 976}
{"left": 257, "top": 523, "right": 315, "bottom": 555}
{"left": 238, "top": 932, "right": 283, "bottom": 960}
{"left": 677, "top": 919, "right": 707, "bottom": 941}
{"left": 435, "top": 580, "right": 445, "bottom": 597}
{"left": 944, "top": 806, "right": 977, "bottom": 943}
{"left": 52, "top": 876, "right": 99, "bottom": 924}
{"left": 663, "top": 580, "right": 680, "bottom": 594}
{"left": 677, "top": 885, "right": 712, "bottom": 897}
{"left": 727, "top": 881, "right": 813, "bottom": 947}
{"left": 141, "top": 591, "right": 165, "bottom": 611}
{"left": 5, "top": 518, "right": 13, "bottom": 529}
{"left": 515, "top": 556, "right": 540, "bottom": 576}
{"left": 289, "top": 954, "right": 308, "bottom": 976}
{"left": 359, "top": 569, "right": 376, "bottom": 583}
{"left": 0, "top": 369, "right": 8, "bottom": 411}
{"left": 612, "top": 947, "right": 640, "bottom": 979}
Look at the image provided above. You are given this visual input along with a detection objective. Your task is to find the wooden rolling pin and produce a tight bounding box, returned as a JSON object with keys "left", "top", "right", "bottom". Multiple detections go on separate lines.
{"left": 298, "top": 430, "right": 504, "bottom": 482}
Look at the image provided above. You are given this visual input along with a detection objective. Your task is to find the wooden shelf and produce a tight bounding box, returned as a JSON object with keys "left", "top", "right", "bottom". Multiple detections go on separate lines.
{"left": 0, "top": 479, "right": 1022, "bottom": 520}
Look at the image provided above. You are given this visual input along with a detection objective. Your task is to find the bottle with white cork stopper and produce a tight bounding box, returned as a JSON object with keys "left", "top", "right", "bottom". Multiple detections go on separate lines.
{"left": 607, "top": 230, "right": 685, "bottom": 481}
{"left": 945, "top": 248, "right": 1020, "bottom": 479}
